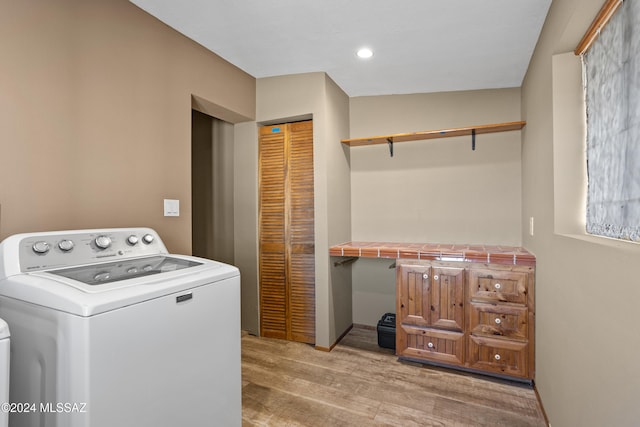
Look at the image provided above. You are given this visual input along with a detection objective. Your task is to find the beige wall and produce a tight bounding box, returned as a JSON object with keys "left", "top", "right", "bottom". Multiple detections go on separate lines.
{"left": 349, "top": 89, "right": 523, "bottom": 325}
{"left": 0, "top": 0, "right": 255, "bottom": 254}
{"left": 324, "top": 76, "right": 353, "bottom": 346}
{"left": 522, "top": 1, "right": 640, "bottom": 425}
{"left": 233, "top": 121, "right": 260, "bottom": 333}
{"left": 234, "top": 73, "right": 352, "bottom": 346}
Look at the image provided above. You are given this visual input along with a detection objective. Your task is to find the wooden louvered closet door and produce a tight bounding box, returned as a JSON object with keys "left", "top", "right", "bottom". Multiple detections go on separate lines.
{"left": 259, "top": 120, "right": 315, "bottom": 344}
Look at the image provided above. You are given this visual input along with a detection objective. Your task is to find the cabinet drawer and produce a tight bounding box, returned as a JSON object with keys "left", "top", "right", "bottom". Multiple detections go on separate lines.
{"left": 398, "top": 324, "right": 464, "bottom": 365}
{"left": 468, "top": 336, "right": 528, "bottom": 378}
{"left": 469, "top": 267, "right": 530, "bottom": 305}
{"left": 469, "top": 302, "right": 528, "bottom": 341}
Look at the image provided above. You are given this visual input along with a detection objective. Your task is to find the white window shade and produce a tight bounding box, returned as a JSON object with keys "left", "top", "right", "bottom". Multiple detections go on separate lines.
{"left": 584, "top": 0, "right": 640, "bottom": 242}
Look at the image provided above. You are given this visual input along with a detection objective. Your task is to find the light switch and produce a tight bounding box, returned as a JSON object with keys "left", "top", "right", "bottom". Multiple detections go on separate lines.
{"left": 164, "top": 199, "right": 180, "bottom": 217}
{"left": 529, "top": 217, "right": 534, "bottom": 237}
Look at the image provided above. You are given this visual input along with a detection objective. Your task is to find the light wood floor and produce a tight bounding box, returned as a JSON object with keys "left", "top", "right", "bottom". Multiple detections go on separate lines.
{"left": 241, "top": 326, "right": 547, "bottom": 427}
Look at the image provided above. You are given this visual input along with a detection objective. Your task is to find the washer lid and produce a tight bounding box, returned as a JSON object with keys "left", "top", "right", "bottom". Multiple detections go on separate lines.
{"left": 0, "top": 319, "right": 8, "bottom": 340}
{"left": 0, "top": 255, "right": 239, "bottom": 316}
{"left": 48, "top": 255, "right": 202, "bottom": 286}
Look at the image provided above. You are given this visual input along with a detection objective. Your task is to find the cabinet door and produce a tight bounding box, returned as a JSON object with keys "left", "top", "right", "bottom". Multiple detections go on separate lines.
{"left": 397, "top": 263, "right": 464, "bottom": 331}
{"left": 396, "top": 263, "right": 432, "bottom": 328}
{"left": 430, "top": 266, "right": 465, "bottom": 331}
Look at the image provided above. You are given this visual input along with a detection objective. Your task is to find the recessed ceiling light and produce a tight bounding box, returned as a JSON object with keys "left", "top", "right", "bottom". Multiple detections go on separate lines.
{"left": 356, "top": 48, "right": 374, "bottom": 59}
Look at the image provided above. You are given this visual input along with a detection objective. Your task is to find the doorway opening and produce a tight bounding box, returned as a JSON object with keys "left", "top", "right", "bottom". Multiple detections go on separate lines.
{"left": 191, "top": 109, "right": 234, "bottom": 264}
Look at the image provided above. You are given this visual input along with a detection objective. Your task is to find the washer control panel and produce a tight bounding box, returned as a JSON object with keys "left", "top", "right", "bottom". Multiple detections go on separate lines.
{"left": 17, "top": 228, "right": 167, "bottom": 272}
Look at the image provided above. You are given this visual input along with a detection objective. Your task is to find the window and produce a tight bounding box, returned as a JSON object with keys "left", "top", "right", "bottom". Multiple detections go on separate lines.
{"left": 581, "top": 0, "right": 640, "bottom": 242}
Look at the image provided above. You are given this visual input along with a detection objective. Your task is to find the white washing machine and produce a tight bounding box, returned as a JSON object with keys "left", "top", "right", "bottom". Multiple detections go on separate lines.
{"left": 0, "top": 318, "right": 9, "bottom": 427}
{"left": 0, "top": 228, "right": 241, "bottom": 427}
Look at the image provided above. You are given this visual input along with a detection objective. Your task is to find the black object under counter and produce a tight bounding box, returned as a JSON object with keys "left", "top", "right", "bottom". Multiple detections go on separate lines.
{"left": 376, "top": 312, "right": 396, "bottom": 350}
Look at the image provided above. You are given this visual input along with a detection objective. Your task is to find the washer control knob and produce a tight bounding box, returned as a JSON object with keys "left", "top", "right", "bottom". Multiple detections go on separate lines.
{"left": 94, "top": 272, "right": 110, "bottom": 282}
{"left": 127, "top": 235, "right": 139, "bottom": 246}
{"left": 32, "top": 241, "right": 50, "bottom": 254}
{"left": 142, "top": 234, "right": 154, "bottom": 245}
{"left": 58, "top": 239, "right": 74, "bottom": 252}
{"left": 95, "top": 235, "right": 112, "bottom": 249}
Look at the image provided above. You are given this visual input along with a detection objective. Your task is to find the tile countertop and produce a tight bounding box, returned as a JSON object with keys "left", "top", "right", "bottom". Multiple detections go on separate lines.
{"left": 329, "top": 241, "right": 536, "bottom": 266}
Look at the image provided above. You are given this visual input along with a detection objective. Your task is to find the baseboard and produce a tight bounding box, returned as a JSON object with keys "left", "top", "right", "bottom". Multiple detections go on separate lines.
{"left": 533, "top": 383, "right": 551, "bottom": 426}
{"left": 315, "top": 323, "right": 354, "bottom": 352}
{"left": 353, "top": 323, "right": 375, "bottom": 330}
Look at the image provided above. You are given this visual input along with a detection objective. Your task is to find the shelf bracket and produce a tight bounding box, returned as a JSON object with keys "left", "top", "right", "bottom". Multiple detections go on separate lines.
{"left": 471, "top": 128, "right": 476, "bottom": 151}
{"left": 333, "top": 257, "right": 358, "bottom": 267}
{"left": 387, "top": 137, "right": 394, "bottom": 157}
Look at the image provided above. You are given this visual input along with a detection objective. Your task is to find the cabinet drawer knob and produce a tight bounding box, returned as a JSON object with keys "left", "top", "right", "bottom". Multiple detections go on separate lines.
{"left": 495, "top": 318, "right": 502, "bottom": 324}
{"left": 427, "top": 342, "right": 434, "bottom": 349}
{"left": 433, "top": 274, "right": 439, "bottom": 280}
{"left": 494, "top": 283, "right": 502, "bottom": 290}
{"left": 494, "top": 354, "right": 501, "bottom": 361}
{"left": 423, "top": 273, "right": 429, "bottom": 279}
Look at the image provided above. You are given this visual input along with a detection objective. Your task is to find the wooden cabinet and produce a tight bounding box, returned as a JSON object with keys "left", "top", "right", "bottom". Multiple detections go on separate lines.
{"left": 397, "top": 264, "right": 466, "bottom": 365}
{"left": 396, "top": 260, "right": 535, "bottom": 381}
{"left": 467, "top": 264, "right": 534, "bottom": 379}
{"left": 259, "top": 121, "right": 315, "bottom": 344}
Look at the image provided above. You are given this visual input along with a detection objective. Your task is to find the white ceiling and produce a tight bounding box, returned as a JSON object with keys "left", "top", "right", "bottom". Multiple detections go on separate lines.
{"left": 129, "top": 0, "right": 552, "bottom": 97}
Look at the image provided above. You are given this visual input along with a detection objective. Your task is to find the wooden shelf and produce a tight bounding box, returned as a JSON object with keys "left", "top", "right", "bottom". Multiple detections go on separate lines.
{"left": 341, "top": 121, "right": 526, "bottom": 147}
